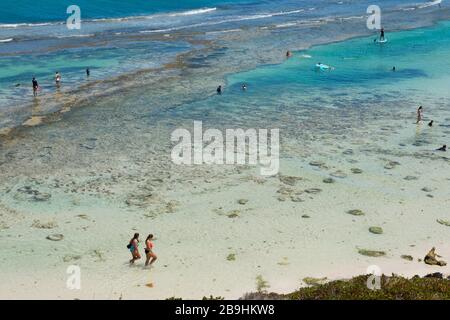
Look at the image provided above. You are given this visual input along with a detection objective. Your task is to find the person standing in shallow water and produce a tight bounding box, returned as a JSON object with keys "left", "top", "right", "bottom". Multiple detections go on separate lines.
{"left": 32, "top": 77, "right": 39, "bottom": 97}
{"left": 128, "top": 233, "right": 141, "bottom": 264}
{"left": 86, "top": 68, "right": 90, "bottom": 78}
{"left": 217, "top": 85, "right": 222, "bottom": 94}
{"left": 55, "top": 72, "right": 61, "bottom": 87}
{"left": 144, "top": 234, "right": 157, "bottom": 266}
{"left": 416, "top": 106, "right": 423, "bottom": 124}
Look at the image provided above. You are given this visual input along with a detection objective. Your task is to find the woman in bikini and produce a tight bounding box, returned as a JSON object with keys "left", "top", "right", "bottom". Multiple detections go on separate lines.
{"left": 144, "top": 234, "right": 157, "bottom": 266}
{"left": 416, "top": 106, "right": 423, "bottom": 124}
{"left": 128, "top": 233, "right": 141, "bottom": 264}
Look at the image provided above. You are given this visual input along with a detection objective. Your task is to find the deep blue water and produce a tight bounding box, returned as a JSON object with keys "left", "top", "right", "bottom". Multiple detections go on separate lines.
{"left": 0, "top": 0, "right": 251, "bottom": 24}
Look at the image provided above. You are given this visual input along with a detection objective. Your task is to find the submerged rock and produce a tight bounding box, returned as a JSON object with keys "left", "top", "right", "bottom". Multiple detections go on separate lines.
{"left": 384, "top": 160, "right": 400, "bottom": 170}
{"left": 63, "top": 254, "right": 82, "bottom": 262}
{"left": 279, "top": 175, "right": 302, "bottom": 186}
{"left": 347, "top": 209, "right": 365, "bottom": 216}
{"left": 34, "top": 192, "right": 51, "bottom": 201}
{"left": 436, "top": 219, "right": 450, "bottom": 227}
{"left": 226, "top": 253, "right": 236, "bottom": 261}
{"left": 305, "top": 188, "right": 322, "bottom": 194}
{"left": 330, "top": 171, "right": 347, "bottom": 178}
{"left": 401, "top": 255, "right": 414, "bottom": 261}
{"left": 358, "top": 249, "right": 386, "bottom": 257}
{"left": 46, "top": 234, "right": 64, "bottom": 241}
{"left": 227, "top": 210, "right": 240, "bottom": 218}
{"left": 32, "top": 220, "right": 57, "bottom": 229}
{"left": 351, "top": 168, "right": 363, "bottom": 174}
{"left": 290, "top": 196, "right": 304, "bottom": 202}
{"left": 237, "top": 199, "right": 249, "bottom": 205}
{"left": 369, "top": 227, "right": 383, "bottom": 234}
{"left": 322, "top": 177, "right": 335, "bottom": 184}
{"left": 309, "top": 161, "right": 326, "bottom": 167}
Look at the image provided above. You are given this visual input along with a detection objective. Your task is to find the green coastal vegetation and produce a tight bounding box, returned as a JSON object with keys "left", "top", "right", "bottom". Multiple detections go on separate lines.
{"left": 243, "top": 274, "right": 450, "bottom": 300}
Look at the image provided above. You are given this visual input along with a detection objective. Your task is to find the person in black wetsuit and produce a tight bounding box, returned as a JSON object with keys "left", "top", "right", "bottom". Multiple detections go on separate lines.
{"left": 436, "top": 145, "right": 447, "bottom": 152}
{"left": 380, "top": 27, "right": 385, "bottom": 41}
{"left": 217, "top": 85, "right": 222, "bottom": 95}
{"left": 86, "top": 68, "right": 90, "bottom": 77}
{"left": 428, "top": 120, "right": 433, "bottom": 127}
{"left": 32, "top": 77, "right": 39, "bottom": 97}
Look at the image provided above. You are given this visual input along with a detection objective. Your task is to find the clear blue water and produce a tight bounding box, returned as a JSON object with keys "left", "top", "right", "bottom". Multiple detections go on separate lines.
{"left": 163, "top": 20, "right": 450, "bottom": 126}
{"left": 0, "top": 0, "right": 447, "bottom": 129}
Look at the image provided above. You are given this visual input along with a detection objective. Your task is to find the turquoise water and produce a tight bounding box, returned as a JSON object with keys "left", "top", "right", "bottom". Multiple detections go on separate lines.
{"left": 164, "top": 20, "right": 450, "bottom": 125}
{"left": 0, "top": 0, "right": 447, "bottom": 129}
{"left": 228, "top": 21, "right": 450, "bottom": 92}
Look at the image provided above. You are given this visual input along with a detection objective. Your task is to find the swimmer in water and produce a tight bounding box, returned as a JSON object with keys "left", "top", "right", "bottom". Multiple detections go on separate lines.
{"left": 416, "top": 106, "right": 423, "bottom": 124}
{"left": 428, "top": 120, "right": 433, "bottom": 127}
{"left": 436, "top": 145, "right": 447, "bottom": 152}
{"left": 217, "top": 85, "right": 222, "bottom": 95}
{"left": 286, "top": 50, "right": 292, "bottom": 58}
{"left": 241, "top": 84, "right": 247, "bottom": 91}
{"left": 392, "top": 66, "right": 396, "bottom": 72}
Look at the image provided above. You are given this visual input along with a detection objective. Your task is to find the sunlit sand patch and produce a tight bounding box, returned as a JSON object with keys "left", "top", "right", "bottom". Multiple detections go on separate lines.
{"left": 0, "top": 127, "right": 12, "bottom": 136}
{"left": 22, "top": 116, "right": 45, "bottom": 127}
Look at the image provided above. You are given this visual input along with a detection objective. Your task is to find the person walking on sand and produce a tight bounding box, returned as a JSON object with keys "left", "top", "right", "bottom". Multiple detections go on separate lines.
{"left": 128, "top": 233, "right": 141, "bottom": 264}
{"left": 144, "top": 234, "right": 157, "bottom": 266}
{"left": 416, "top": 106, "right": 423, "bottom": 124}
{"left": 32, "top": 77, "right": 39, "bottom": 97}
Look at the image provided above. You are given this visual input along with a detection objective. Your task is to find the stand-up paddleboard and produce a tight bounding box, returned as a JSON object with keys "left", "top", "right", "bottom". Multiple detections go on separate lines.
{"left": 315, "top": 63, "right": 332, "bottom": 70}
{"left": 374, "top": 38, "right": 388, "bottom": 44}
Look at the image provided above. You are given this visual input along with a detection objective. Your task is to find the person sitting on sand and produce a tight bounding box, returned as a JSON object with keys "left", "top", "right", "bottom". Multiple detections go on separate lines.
{"left": 436, "top": 144, "right": 447, "bottom": 152}
{"left": 428, "top": 120, "right": 433, "bottom": 127}
{"left": 416, "top": 106, "right": 423, "bottom": 124}
{"left": 424, "top": 247, "right": 447, "bottom": 266}
{"left": 32, "top": 77, "right": 39, "bottom": 97}
{"left": 217, "top": 85, "right": 222, "bottom": 95}
{"left": 144, "top": 234, "right": 157, "bottom": 266}
{"left": 128, "top": 233, "right": 141, "bottom": 264}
